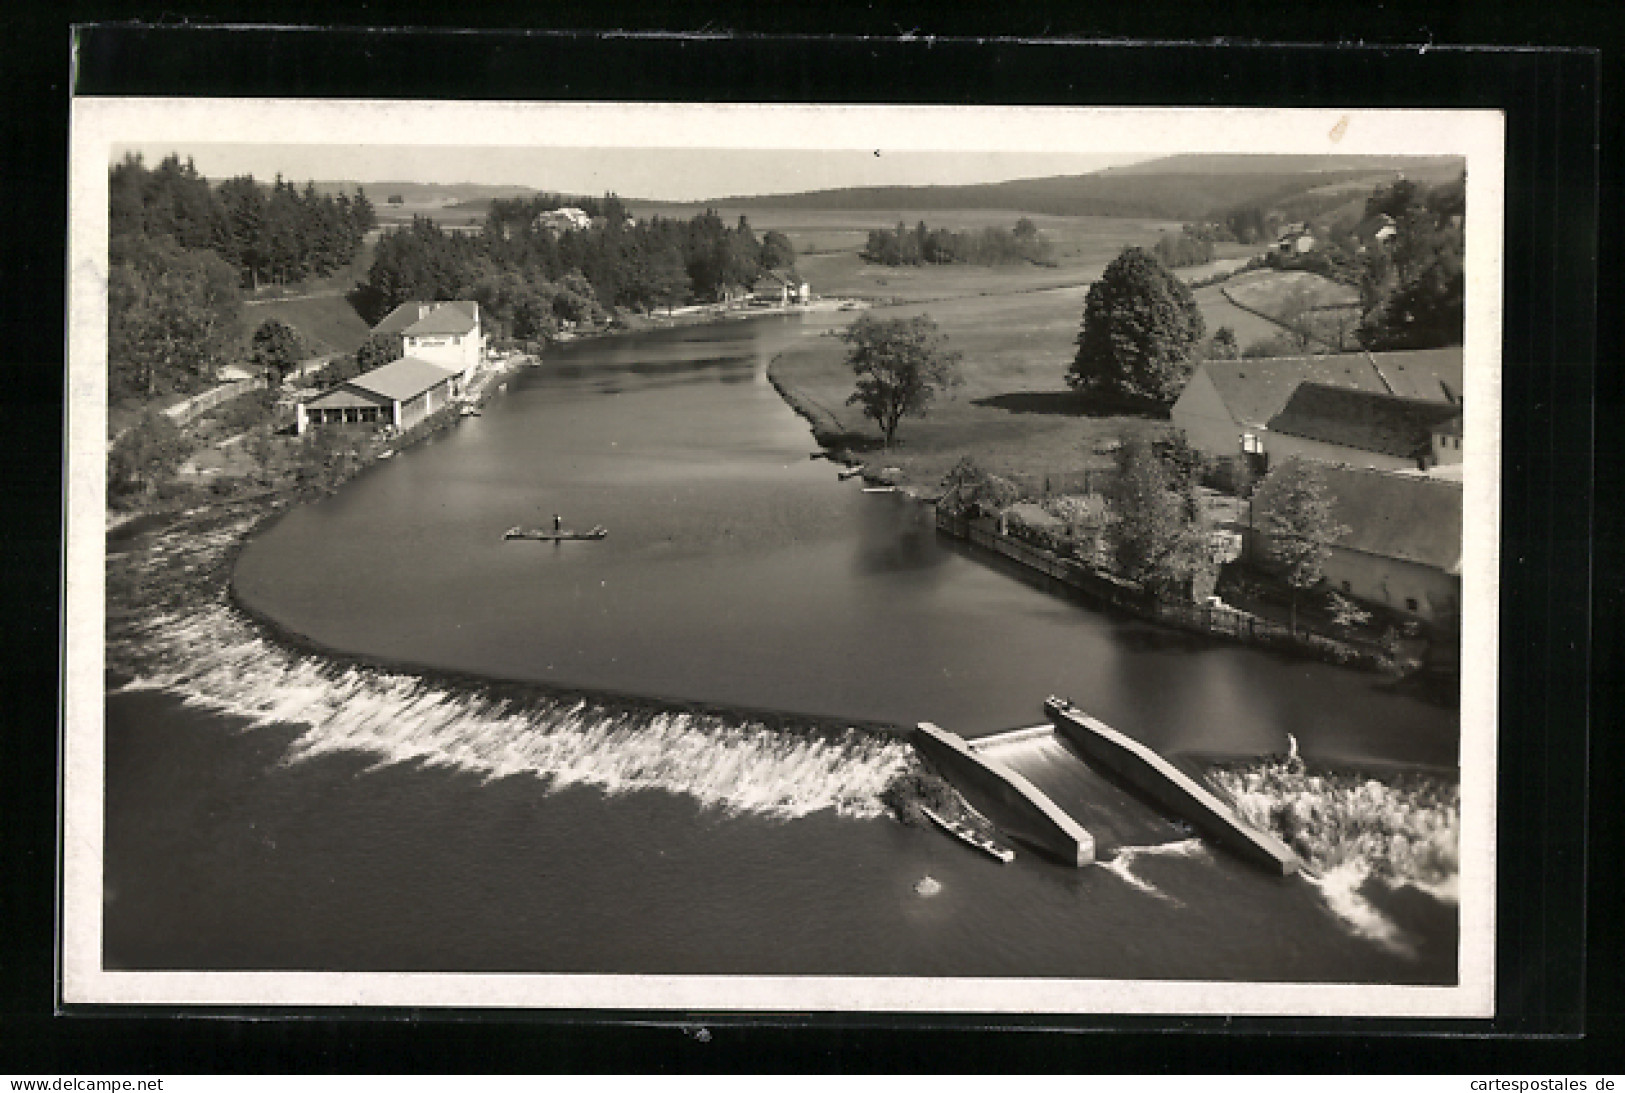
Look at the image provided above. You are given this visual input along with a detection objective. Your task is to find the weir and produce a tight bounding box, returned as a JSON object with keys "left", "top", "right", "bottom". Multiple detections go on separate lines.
{"left": 1043, "top": 697, "right": 1300, "bottom": 876}
{"left": 916, "top": 704, "right": 1300, "bottom": 876}
{"left": 913, "top": 722, "right": 1095, "bottom": 866}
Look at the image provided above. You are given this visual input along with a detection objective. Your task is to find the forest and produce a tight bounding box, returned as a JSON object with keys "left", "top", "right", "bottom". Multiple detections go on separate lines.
{"left": 859, "top": 219, "right": 1052, "bottom": 267}
{"left": 353, "top": 205, "right": 797, "bottom": 342}
{"left": 105, "top": 154, "right": 800, "bottom": 399}
{"left": 107, "top": 154, "right": 378, "bottom": 400}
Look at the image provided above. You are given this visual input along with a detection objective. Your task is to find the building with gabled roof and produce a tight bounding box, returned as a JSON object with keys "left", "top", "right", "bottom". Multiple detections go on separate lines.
{"left": 296, "top": 356, "right": 457, "bottom": 435}
{"left": 1248, "top": 464, "right": 1462, "bottom": 627}
{"left": 1264, "top": 383, "right": 1465, "bottom": 471}
{"left": 1171, "top": 346, "right": 1463, "bottom": 473}
{"left": 369, "top": 300, "right": 484, "bottom": 387}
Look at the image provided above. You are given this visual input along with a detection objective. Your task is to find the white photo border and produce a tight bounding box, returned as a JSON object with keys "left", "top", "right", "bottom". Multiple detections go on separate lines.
{"left": 63, "top": 99, "right": 1504, "bottom": 1016}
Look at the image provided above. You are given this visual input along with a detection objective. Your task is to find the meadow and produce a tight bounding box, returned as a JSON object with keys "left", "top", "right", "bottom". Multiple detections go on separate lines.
{"left": 763, "top": 208, "right": 1201, "bottom": 490}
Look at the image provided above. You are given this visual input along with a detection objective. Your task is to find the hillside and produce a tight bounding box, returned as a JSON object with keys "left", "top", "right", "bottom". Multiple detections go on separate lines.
{"left": 681, "top": 154, "right": 1465, "bottom": 223}
{"left": 241, "top": 294, "right": 373, "bottom": 357}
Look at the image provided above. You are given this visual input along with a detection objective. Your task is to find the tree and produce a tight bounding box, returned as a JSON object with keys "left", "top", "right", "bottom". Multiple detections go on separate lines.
{"left": 108, "top": 236, "right": 243, "bottom": 399}
{"left": 108, "top": 411, "right": 194, "bottom": 502}
{"left": 939, "top": 457, "right": 1020, "bottom": 518}
{"left": 1208, "top": 326, "right": 1240, "bottom": 360}
{"left": 1067, "top": 246, "right": 1206, "bottom": 405}
{"left": 841, "top": 313, "right": 962, "bottom": 447}
{"left": 355, "top": 331, "right": 404, "bottom": 372}
{"left": 1104, "top": 436, "right": 1212, "bottom": 597}
{"left": 248, "top": 319, "right": 308, "bottom": 387}
{"left": 1355, "top": 177, "right": 1465, "bottom": 350}
{"left": 1250, "top": 457, "right": 1351, "bottom": 631}
{"left": 759, "top": 230, "right": 796, "bottom": 271}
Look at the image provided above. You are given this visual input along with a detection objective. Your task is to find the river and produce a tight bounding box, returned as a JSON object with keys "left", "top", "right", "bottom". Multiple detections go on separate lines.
{"left": 103, "top": 312, "right": 1460, "bottom": 985}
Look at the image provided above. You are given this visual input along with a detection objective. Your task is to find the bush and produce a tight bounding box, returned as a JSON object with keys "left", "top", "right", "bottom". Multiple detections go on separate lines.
{"left": 880, "top": 766, "right": 961, "bottom": 827}
{"left": 109, "top": 411, "right": 194, "bottom": 503}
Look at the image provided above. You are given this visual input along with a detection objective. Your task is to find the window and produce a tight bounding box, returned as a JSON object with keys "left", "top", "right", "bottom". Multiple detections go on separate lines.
{"left": 1341, "top": 580, "right": 1351, "bottom": 592}
{"left": 1405, "top": 597, "right": 1419, "bottom": 612}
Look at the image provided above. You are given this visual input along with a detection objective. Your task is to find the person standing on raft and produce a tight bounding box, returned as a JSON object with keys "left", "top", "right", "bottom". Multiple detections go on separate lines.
{"left": 553, "top": 513, "right": 562, "bottom": 532}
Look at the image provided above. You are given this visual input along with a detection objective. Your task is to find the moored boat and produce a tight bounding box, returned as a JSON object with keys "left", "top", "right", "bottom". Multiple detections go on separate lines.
{"left": 920, "top": 806, "right": 1015, "bottom": 863}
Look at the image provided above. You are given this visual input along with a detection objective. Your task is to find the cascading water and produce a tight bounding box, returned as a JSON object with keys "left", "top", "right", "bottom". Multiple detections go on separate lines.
{"left": 109, "top": 515, "right": 913, "bottom": 822}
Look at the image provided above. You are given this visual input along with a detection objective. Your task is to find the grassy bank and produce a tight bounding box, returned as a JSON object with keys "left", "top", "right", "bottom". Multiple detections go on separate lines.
{"left": 765, "top": 268, "right": 1172, "bottom": 492}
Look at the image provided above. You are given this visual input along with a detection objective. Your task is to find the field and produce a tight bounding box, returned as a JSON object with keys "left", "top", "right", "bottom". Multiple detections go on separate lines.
{"left": 1191, "top": 283, "right": 1286, "bottom": 349}
{"left": 1223, "top": 268, "right": 1359, "bottom": 313}
{"left": 761, "top": 207, "right": 1192, "bottom": 491}
{"left": 241, "top": 294, "right": 372, "bottom": 356}
{"left": 1191, "top": 269, "right": 1362, "bottom": 353}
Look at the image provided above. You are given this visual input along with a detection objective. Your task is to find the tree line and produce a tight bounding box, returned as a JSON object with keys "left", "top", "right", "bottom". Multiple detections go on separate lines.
{"left": 353, "top": 207, "right": 798, "bottom": 342}
{"left": 107, "top": 154, "right": 379, "bottom": 401}
{"left": 111, "top": 153, "right": 377, "bottom": 289}
{"left": 860, "top": 219, "right": 1051, "bottom": 267}
{"left": 1151, "top": 229, "right": 1216, "bottom": 269}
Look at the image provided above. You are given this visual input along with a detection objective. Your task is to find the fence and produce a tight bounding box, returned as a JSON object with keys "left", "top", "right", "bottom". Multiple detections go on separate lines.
{"left": 161, "top": 376, "right": 268, "bottom": 425}
{"left": 1002, "top": 468, "right": 1112, "bottom": 499}
{"left": 938, "top": 508, "right": 1385, "bottom": 668}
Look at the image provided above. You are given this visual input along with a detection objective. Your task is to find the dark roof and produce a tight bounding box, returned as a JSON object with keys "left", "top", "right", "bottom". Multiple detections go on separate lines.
{"left": 1196, "top": 347, "right": 1463, "bottom": 428}
{"left": 1266, "top": 384, "right": 1464, "bottom": 460}
{"left": 405, "top": 300, "right": 479, "bottom": 336}
{"left": 371, "top": 300, "right": 480, "bottom": 337}
{"left": 345, "top": 357, "right": 457, "bottom": 401}
{"left": 1260, "top": 465, "right": 1462, "bottom": 574}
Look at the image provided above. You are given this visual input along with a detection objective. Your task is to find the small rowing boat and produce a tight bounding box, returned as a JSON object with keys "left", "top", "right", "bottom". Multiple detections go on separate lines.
{"left": 504, "top": 525, "right": 608, "bottom": 541}
{"left": 920, "top": 806, "right": 1015, "bottom": 863}
{"left": 837, "top": 467, "right": 864, "bottom": 480}
{"left": 861, "top": 486, "right": 898, "bottom": 494}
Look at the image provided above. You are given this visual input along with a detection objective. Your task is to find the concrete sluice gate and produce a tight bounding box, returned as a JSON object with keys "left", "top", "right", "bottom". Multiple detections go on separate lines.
{"left": 914, "top": 699, "right": 1300, "bottom": 876}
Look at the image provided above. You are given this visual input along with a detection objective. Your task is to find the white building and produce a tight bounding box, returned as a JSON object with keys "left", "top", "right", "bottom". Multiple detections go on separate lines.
{"left": 297, "top": 357, "right": 457, "bottom": 435}
{"left": 370, "top": 300, "right": 484, "bottom": 391}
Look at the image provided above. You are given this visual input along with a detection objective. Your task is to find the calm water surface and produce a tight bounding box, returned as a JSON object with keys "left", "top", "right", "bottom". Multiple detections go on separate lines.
{"left": 106, "top": 313, "right": 1460, "bottom": 983}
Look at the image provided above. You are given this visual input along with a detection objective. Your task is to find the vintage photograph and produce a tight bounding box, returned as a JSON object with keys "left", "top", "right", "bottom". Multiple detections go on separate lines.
{"left": 63, "top": 102, "right": 1501, "bottom": 1014}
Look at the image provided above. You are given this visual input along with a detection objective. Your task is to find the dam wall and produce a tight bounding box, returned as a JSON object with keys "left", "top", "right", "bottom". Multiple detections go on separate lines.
{"left": 913, "top": 721, "right": 1095, "bottom": 867}
{"left": 1043, "top": 697, "right": 1300, "bottom": 876}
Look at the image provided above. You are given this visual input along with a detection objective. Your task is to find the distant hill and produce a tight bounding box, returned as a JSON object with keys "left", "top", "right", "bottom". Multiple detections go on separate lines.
{"left": 694, "top": 154, "right": 1465, "bottom": 223}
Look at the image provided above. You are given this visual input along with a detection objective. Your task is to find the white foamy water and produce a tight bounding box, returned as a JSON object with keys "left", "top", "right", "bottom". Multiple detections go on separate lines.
{"left": 1093, "top": 837, "right": 1209, "bottom": 901}
{"left": 109, "top": 517, "right": 913, "bottom": 820}
{"left": 1304, "top": 861, "right": 1417, "bottom": 959}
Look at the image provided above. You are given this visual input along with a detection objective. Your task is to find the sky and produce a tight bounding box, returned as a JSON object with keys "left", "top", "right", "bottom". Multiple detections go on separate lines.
{"left": 114, "top": 143, "right": 1156, "bottom": 203}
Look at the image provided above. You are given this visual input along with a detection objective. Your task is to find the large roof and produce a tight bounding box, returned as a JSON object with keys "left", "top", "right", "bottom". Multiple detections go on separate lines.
{"left": 305, "top": 387, "right": 389, "bottom": 410}
{"left": 345, "top": 356, "right": 457, "bottom": 402}
{"left": 371, "top": 300, "right": 480, "bottom": 337}
{"left": 1260, "top": 464, "right": 1463, "bottom": 574}
{"left": 1197, "top": 347, "right": 1463, "bottom": 428}
{"left": 1267, "top": 384, "right": 1464, "bottom": 460}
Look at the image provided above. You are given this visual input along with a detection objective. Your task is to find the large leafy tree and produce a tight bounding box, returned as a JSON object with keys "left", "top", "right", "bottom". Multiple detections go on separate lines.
{"left": 108, "top": 411, "right": 194, "bottom": 502}
{"left": 841, "top": 313, "right": 963, "bottom": 448}
{"left": 1104, "top": 436, "right": 1212, "bottom": 597}
{"left": 355, "top": 331, "right": 404, "bottom": 372}
{"left": 1251, "top": 457, "right": 1351, "bottom": 630}
{"left": 109, "top": 236, "right": 243, "bottom": 399}
{"left": 759, "top": 230, "right": 796, "bottom": 271}
{"left": 248, "top": 318, "right": 308, "bottom": 387}
{"left": 1067, "top": 246, "right": 1206, "bottom": 405}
